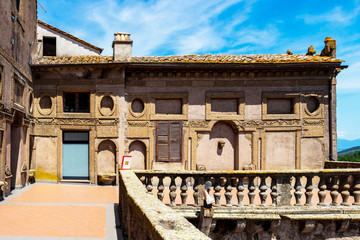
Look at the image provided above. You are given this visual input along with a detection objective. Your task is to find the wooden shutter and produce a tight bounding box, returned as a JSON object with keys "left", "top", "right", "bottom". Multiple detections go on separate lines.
{"left": 156, "top": 121, "right": 182, "bottom": 162}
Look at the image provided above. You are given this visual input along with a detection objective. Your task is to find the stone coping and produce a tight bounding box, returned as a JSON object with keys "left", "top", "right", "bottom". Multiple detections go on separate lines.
{"left": 119, "top": 170, "right": 209, "bottom": 240}
{"left": 134, "top": 168, "right": 360, "bottom": 176}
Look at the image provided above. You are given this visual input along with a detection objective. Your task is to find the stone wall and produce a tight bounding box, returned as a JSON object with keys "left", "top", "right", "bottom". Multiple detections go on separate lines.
{"left": 118, "top": 170, "right": 209, "bottom": 239}
{"left": 0, "top": 0, "right": 37, "bottom": 193}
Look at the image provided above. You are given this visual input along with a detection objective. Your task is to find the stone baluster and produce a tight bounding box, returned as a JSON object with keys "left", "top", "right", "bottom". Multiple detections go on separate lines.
{"left": 157, "top": 176, "right": 165, "bottom": 202}
{"left": 270, "top": 176, "right": 278, "bottom": 206}
{"left": 294, "top": 176, "right": 303, "bottom": 206}
{"left": 248, "top": 177, "right": 256, "bottom": 206}
{"left": 305, "top": 176, "right": 313, "bottom": 206}
{"left": 139, "top": 175, "right": 146, "bottom": 185}
{"left": 180, "top": 176, "right": 188, "bottom": 205}
{"left": 330, "top": 176, "right": 339, "bottom": 206}
{"left": 317, "top": 175, "right": 327, "bottom": 206}
{"left": 193, "top": 177, "right": 200, "bottom": 206}
{"left": 169, "top": 176, "right": 177, "bottom": 207}
{"left": 237, "top": 177, "right": 245, "bottom": 207}
{"left": 340, "top": 175, "right": 351, "bottom": 206}
{"left": 214, "top": 177, "right": 222, "bottom": 207}
{"left": 259, "top": 176, "right": 268, "bottom": 206}
{"left": 225, "top": 177, "right": 233, "bottom": 207}
{"left": 146, "top": 176, "right": 153, "bottom": 194}
{"left": 353, "top": 175, "right": 360, "bottom": 205}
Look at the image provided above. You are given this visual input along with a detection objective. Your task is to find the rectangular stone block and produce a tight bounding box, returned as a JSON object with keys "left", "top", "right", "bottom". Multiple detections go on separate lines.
{"left": 303, "top": 125, "right": 324, "bottom": 137}
{"left": 96, "top": 125, "right": 118, "bottom": 138}
{"left": 127, "top": 126, "right": 148, "bottom": 138}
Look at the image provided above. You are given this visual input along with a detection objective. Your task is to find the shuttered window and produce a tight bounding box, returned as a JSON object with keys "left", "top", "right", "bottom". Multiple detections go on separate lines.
{"left": 156, "top": 121, "right": 182, "bottom": 162}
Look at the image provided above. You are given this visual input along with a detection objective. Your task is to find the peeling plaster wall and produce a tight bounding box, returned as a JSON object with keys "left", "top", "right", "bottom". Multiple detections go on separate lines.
{"left": 196, "top": 122, "right": 236, "bottom": 170}
{"left": 265, "top": 132, "right": 296, "bottom": 170}
{"left": 35, "top": 137, "right": 57, "bottom": 181}
{"left": 37, "top": 24, "right": 100, "bottom": 57}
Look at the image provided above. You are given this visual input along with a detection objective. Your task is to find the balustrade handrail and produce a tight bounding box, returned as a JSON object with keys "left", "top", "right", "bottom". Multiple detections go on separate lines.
{"left": 135, "top": 168, "right": 360, "bottom": 176}
{"left": 134, "top": 168, "right": 360, "bottom": 208}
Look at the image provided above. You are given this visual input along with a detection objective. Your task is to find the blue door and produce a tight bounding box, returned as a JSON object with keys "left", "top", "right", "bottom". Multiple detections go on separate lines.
{"left": 63, "top": 132, "right": 89, "bottom": 180}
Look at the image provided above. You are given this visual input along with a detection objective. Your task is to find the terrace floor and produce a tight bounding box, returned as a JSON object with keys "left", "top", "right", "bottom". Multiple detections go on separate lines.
{"left": 0, "top": 183, "right": 123, "bottom": 240}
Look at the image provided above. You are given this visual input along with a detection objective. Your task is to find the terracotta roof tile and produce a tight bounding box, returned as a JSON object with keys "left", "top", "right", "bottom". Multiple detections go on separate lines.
{"left": 35, "top": 54, "right": 343, "bottom": 65}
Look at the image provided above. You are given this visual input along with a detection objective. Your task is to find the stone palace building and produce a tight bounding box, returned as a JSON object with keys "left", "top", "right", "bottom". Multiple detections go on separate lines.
{"left": 0, "top": 0, "right": 346, "bottom": 196}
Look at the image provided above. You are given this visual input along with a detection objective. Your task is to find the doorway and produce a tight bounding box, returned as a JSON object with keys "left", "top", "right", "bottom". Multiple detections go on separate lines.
{"left": 62, "top": 131, "right": 89, "bottom": 180}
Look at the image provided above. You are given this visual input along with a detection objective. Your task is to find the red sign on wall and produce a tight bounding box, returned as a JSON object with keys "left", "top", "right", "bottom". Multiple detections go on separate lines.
{"left": 121, "top": 156, "right": 132, "bottom": 170}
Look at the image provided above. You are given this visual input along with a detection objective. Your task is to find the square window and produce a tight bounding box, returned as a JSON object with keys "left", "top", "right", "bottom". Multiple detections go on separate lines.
{"left": 43, "top": 37, "right": 56, "bottom": 56}
{"left": 63, "top": 92, "right": 90, "bottom": 113}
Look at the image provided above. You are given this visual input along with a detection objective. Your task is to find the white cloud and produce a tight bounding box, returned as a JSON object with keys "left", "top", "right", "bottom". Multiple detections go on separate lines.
{"left": 298, "top": 5, "right": 360, "bottom": 25}
{"left": 81, "top": 0, "right": 272, "bottom": 56}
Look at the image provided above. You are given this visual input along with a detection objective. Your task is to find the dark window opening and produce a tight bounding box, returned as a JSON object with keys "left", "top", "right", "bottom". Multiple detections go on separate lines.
{"left": 267, "top": 98, "right": 293, "bottom": 114}
{"left": 156, "top": 121, "right": 182, "bottom": 162}
{"left": 63, "top": 92, "right": 90, "bottom": 113}
{"left": 14, "top": 0, "right": 20, "bottom": 11}
{"left": 43, "top": 37, "right": 56, "bottom": 56}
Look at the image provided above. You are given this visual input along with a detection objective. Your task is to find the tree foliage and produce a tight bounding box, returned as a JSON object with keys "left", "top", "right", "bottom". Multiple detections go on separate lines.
{"left": 338, "top": 151, "right": 360, "bottom": 162}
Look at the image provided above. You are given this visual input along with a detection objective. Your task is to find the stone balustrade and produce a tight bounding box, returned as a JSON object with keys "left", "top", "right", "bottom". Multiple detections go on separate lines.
{"left": 134, "top": 169, "right": 360, "bottom": 208}
{"left": 118, "top": 170, "right": 209, "bottom": 239}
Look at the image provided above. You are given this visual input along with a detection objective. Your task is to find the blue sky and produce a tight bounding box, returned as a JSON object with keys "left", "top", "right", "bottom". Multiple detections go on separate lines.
{"left": 38, "top": 0, "right": 360, "bottom": 140}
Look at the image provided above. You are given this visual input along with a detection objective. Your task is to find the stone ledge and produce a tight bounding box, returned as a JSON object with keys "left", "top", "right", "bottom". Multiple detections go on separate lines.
{"left": 282, "top": 214, "right": 360, "bottom": 221}
{"left": 119, "top": 170, "right": 209, "bottom": 239}
{"left": 173, "top": 206, "right": 360, "bottom": 221}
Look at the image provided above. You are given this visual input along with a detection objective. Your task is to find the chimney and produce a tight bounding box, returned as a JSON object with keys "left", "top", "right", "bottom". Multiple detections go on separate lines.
{"left": 112, "top": 32, "right": 132, "bottom": 61}
{"left": 320, "top": 37, "right": 336, "bottom": 58}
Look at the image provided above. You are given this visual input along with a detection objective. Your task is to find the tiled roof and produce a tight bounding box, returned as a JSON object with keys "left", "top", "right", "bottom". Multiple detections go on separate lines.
{"left": 35, "top": 54, "right": 343, "bottom": 65}
{"left": 37, "top": 20, "right": 103, "bottom": 54}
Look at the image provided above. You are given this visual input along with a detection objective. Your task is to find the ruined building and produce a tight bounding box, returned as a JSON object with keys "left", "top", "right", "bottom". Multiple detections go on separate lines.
{"left": 0, "top": 1, "right": 347, "bottom": 196}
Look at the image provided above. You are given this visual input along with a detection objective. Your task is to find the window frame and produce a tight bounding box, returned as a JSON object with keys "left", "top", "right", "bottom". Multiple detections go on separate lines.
{"left": 63, "top": 92, "right": 90, "bottom": 113}
{"left": 150, "top": 92, "right": 188, "bottom": 120}
{"left": 205, "top": 91, "right": 245, "bottom": 120}
{"left": 262, "top": 92, "right": 300, "bottom": 120}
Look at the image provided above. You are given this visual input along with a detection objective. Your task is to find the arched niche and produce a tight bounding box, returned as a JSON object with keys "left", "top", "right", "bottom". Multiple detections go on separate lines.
{"left": 97, "top": 140, "right": 116, "bottom": 174}
{"left": 197, "top": 121, "right": 237, "bottom": 170}
{"left": 129, "top": 141, "right": 146, "bottom": 170}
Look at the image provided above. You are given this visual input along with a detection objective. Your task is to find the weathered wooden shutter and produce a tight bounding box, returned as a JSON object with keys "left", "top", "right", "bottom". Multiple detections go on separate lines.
{"left": 156, "top": 121, "right": 182, "bottom": 162}
{"left": 169, "top": 122, "right": 181, "bottom": 161}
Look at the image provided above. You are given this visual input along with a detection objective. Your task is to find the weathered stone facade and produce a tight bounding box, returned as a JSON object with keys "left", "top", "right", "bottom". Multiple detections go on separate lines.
{"left": 0, "top": 0, "right": 37, "bottom": 196}
{"left": 0, "top": 3, "right": 347, "bottom": 187}
{"left": 32, "top": 39, "right": 345, "bottom": 184}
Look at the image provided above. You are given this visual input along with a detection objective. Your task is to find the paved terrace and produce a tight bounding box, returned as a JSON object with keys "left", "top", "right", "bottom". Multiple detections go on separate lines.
{"left": 0, "top": 183, "right": 123, "bottom": 240}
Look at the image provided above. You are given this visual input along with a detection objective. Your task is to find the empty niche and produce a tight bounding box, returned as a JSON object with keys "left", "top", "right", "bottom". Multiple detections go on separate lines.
{"left": 100, "top": 96, "right": 114, "bottom": 116}
{"left": 97, "top": 140, "right": 116, "bottom": 174}
{"left": 211, "top": 98, "right": 238, "bottom": 113}
{"left": 39, "top": 95, "right": 52, "bottom": 115}
{"left": 131, "top": 98, "right": 144, "bottom": 113}
{"left": 207, "top": 121, "right": 236, "bottom": 170}
{"left": 129, "top": 141, "right": 146, "bottom": 170}
{"left": 155, "top": 99, "right": 182, "bottom": 114}
{"left": 306, "top": 96, "right": 320, "bottom": 114}
{"left": 267, "top": 98, "right": 293, "bottom": 114}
